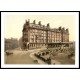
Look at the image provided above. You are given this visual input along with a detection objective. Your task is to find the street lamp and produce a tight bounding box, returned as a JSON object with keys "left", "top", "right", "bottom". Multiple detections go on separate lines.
{"left": 35, "top": 35, "right": 37, "bottom": 48}
{"left": 27, "top": 42, "right": 29, "bottom": 50}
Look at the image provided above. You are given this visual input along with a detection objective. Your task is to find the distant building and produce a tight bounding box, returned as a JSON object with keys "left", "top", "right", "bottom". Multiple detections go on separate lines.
{"left": 69, "top": 41, "right": 75, "bottom": 48}
{"left": 18, "top": 37, "right": 23, "bottom": 49}
{"left": 5, "top": 38, "right": 19, "bottom": 50}
{"left": 22, "top": 19, "right": 69, "bottom": 50}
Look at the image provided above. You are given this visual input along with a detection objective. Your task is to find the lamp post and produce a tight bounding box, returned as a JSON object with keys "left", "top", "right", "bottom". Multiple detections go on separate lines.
{"left": 35, "top": 35, "right": 37, "bottom": 48}
{"left": 27, "top": 42, "right": 29, "bottom": 50}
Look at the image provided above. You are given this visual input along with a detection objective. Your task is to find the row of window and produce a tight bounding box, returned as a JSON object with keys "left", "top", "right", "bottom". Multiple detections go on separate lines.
{"left": 30, "top": 30, "right": 62, "bottom": 35}
{"left": 30, "top": 33, "right": 62, "bottom": 37}
{"left": 30, "top": 35, "right": 46, "bottom": 39}
{"left": 30, "top": 29, "right": 46, "bottom": 33}
{"left": 30, "top": 33, "right": 46, "bottom": 36}
{"left": 30, "top": 37, "right": 61, "bottom": 40}
{"left": 52, "top": 40, "right": 61, "bottom": 42}
{"left": 26, "top": 29, "right": 68, "bottom": 36}
{"left": 30, "top": 39, "right": 62, "bottom": 43}
{"left": 29, "top": 35, "right": 62, "bottom": 39}
{"left": 30, "top": 39, "right": 47, "bottom": 43}
{"left": 29, "top": 44, "right": 47, "bottom": 47}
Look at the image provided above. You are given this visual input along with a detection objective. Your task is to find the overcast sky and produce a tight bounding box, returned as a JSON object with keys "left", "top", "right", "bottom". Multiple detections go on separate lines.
{"left": 3, "top": 12, "right": 78, "bottom": 41}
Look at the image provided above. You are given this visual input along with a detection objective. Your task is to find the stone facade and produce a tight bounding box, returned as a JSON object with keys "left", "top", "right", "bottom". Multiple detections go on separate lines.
{"left": 5, "top": 38, "right": 19, "bottom": 50}
{"left": 22, "top": 20, "right": 69, "bottom": 50}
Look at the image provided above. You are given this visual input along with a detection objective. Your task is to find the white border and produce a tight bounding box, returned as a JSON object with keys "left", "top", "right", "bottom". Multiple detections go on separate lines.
{"left": 1, "top": 12, "right": 78, "bottom": 15}
{"left": 1, "top": 12, "right": 79, "bottom": 68}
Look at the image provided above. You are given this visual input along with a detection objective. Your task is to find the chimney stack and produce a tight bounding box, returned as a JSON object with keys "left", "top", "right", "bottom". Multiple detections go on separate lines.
{"left": 59, "top": 26, "right": 61, "bottom": 30}
{"left": 66, "top": 28, "right": 68, "bottom": 32}
{"left": 33, "top": 20, "right": 36, "bottom": 24}
{"left": 47, "top": 23, "right": 50, "bottom": 27}
{"left": 25, "top": 19, "right": 30, "bottom": 25}
{"left": 38, "top": 21, "right": 41, "bottom": 25}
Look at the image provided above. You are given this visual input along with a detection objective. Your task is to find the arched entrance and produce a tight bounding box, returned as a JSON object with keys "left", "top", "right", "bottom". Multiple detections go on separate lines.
{"left": 23, "top": 42, "right": 29, "bottom": 50}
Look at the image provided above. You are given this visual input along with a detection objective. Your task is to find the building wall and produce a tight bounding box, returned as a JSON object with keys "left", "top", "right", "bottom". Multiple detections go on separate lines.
{"left": 5, "top": 38, "right": 19, "bottom": 51}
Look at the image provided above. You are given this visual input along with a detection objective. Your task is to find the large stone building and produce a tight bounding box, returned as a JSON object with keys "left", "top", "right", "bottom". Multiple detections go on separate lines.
{"left": 5, "top": 38, "right": 19, "bottom": 51}
{"left": 22, "top": 19, "right": 69, "bottom": 50}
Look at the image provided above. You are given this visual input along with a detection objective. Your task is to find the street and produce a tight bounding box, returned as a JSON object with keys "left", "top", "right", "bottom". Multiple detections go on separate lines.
{"left": 5, "top": 48, "right": 47, "bottom": 64}
{"left": 5, "top": 47, "right": 75, "bottom": 64}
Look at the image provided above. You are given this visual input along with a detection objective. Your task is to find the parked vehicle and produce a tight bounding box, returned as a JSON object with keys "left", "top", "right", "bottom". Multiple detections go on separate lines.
{"left": 6, "top": 50, "right": 13, "bottom": 55}
{"left": 34, "top": 51, "right": 51, "bottom": 64}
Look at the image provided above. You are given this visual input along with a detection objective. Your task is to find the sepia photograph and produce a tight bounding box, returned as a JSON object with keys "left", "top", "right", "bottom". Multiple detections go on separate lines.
{"left": 1, "top": 12, "right": 79, "bottom": 68}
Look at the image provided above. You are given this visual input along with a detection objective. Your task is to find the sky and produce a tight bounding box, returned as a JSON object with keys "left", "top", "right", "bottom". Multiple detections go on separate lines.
{"left": 3, "top": 12, "right": 78, "bottom": 41}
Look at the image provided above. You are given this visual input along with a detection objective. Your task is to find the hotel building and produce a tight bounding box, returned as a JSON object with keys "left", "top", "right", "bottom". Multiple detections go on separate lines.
{"left": 22, "top": 20, "right": 69, "bottom": 50}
